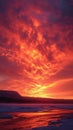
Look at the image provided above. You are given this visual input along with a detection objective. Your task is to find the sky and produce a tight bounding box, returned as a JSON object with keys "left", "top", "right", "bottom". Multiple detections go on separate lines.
{"left": 0, "top": 0, "right": 73, "bottom": 99}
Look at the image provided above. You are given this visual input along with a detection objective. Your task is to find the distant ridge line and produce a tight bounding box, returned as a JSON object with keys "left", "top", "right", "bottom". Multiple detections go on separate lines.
{"left": 0, "top": 90, "right": 73, "bottom": 104}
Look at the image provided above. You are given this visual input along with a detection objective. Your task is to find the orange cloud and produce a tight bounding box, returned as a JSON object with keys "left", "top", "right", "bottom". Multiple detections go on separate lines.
{"left": 0, "top": 0, "right": 73, "bottom": 99}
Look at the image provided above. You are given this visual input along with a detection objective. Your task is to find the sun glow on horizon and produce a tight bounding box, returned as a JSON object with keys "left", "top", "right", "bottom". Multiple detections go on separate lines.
{"left": 0, "top": 0, "right": 73, "bottom": 99}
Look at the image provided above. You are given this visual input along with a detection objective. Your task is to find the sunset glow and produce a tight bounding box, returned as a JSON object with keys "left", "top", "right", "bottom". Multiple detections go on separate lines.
{"left": 0, "top": 0, "right": 73, "bottom": 99}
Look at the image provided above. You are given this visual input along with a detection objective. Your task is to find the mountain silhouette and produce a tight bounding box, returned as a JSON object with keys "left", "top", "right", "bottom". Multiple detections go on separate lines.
{"left": 0, "top": 90, "right": 73, "bottom": 104}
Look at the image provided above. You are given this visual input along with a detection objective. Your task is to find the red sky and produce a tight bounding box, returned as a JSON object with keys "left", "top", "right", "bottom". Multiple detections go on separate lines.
{"left": 0, "top": 0, "right": 73, "bottom": 99}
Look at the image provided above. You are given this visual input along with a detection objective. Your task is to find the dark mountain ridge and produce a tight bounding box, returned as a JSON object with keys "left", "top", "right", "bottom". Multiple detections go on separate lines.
{"left": 0, "top": 90, "right": 73, "bottom": 104}
{"left": 0, "top": 90, "right": 21, "bottom": 99}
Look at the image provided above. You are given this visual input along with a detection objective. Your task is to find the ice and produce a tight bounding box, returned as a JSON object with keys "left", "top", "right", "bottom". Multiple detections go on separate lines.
{"left": 0, "top": 103, "right": 73, "bottom": 130}
{"left": 0, "top": 114, "right": 12, "bottom": 119}
{"left": 0, "top": 103, "right": 73, "bottom": 112}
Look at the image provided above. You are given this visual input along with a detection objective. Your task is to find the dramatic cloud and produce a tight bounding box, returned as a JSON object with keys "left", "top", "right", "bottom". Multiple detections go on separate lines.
{"left": 0, "top": 0, "right": 73, "bottom": 98}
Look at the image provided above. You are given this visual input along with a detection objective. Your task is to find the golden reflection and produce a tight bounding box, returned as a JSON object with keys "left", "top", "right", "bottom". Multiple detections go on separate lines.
{"left": 0, "top": 109, "right": 73, "bottom": 130}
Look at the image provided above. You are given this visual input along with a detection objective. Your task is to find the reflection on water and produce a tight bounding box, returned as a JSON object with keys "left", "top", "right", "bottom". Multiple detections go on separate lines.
{"left": 0, "top": 108, "right": 73, "bottom": 130}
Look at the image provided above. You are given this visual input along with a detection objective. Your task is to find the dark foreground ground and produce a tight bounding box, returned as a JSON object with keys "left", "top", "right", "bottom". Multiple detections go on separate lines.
{"left": 0, "top": 103, "right": 73, "bottom": 130}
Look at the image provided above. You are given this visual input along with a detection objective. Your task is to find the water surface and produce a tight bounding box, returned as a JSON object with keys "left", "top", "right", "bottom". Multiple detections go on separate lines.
{"left": 0, "top": 103, "right": 73, "bottom": 130}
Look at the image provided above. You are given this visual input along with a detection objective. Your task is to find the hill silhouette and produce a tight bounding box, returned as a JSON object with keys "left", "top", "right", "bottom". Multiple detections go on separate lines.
{"left": 0, "top": 90, "right": 73, "bottom": 104}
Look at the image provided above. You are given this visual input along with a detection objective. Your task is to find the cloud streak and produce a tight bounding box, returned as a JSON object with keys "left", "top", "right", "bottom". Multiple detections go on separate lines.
{"left": 0, "top": 0, "right": 73, "bottom": 98}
